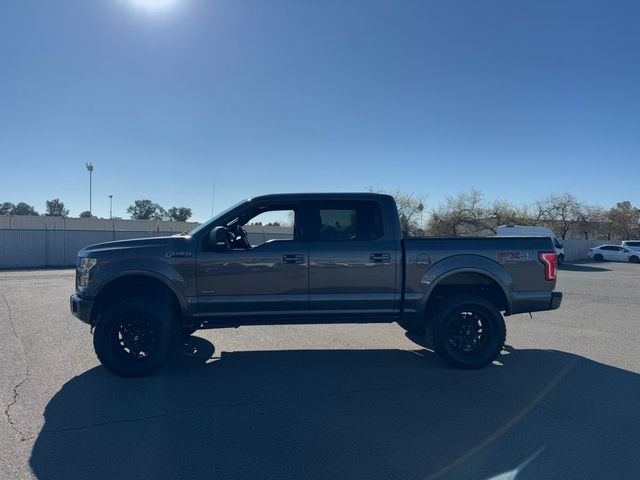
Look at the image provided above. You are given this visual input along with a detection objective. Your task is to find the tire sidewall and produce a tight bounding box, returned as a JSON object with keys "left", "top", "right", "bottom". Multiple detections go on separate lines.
{"left": 93, "top": 298, "right": 178, "bottom": 377}
{"left": 433, "top": 295, "right": 505, "bottom": 369}
{"left": 630, "top": 256, "right": 640, "bottom": 264}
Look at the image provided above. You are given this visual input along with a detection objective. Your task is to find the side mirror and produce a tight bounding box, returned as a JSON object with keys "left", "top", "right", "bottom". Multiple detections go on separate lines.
{"left": 208, "top": 226, "right": 229, "bottom": 251}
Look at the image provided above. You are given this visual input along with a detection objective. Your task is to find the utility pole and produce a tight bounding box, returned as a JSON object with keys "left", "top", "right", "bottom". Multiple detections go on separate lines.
{"left": 86, "top": 162, "right": 94, "bottom": 216}
{"left": 109, "top": 194, "right": 113, "bottom": 220}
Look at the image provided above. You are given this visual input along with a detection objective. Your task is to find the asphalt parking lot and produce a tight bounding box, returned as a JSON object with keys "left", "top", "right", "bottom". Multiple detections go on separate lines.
{"left": 1, "top": 262, "right": 639, "bottom": 480}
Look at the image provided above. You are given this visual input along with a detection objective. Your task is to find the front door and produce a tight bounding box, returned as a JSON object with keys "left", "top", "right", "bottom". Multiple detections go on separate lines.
{"left": 196, "top": 203, "right": 308, "bottom": 320}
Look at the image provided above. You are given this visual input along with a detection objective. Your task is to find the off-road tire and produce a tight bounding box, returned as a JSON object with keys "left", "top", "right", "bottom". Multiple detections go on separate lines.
{"left": 432, "top": 294, "right": 506, "bottom": 369}
{"left": 93, "top": 297, "right": 179, "bottom": 377}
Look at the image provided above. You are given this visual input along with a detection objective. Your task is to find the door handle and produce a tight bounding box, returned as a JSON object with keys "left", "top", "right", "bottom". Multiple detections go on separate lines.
{"left": 370, "top": 252, "right": 391, "bottom": 263}
{"left": 283, "top": 254, "right": 304, "bottom": 264}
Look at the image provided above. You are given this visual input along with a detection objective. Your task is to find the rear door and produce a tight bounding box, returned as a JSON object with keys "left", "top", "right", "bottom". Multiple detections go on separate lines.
{"left": 307, "top": 199, "right": 400, "bottom": 318}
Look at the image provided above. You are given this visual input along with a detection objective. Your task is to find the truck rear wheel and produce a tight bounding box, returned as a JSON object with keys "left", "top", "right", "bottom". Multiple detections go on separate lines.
{"left": 432, "top": 294, "right": 506, "bottom": 369}
{"left": 93, "top": 298, "right": 179, "bottom": 377}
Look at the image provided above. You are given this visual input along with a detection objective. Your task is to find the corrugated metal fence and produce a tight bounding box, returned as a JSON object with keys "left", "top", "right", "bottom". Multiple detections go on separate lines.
{"left": 0, "top": 216, "right": 199, "bottom": 269}
{"left": 0, "top": 216, "right": 293, "bottom": 269}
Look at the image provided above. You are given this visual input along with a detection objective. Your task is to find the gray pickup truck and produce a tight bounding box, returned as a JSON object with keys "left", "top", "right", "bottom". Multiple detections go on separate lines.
{"left": 70, "top": 193, "right": 561, "bottom": 377}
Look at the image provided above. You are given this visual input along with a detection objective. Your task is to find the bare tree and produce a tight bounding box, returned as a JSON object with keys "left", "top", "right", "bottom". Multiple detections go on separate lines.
{"left": 429, "top": 189, "right": 484, "bottom": 236}
{"left": 532, "top": 193, "right": 583, "bottom": 239}
{"left": 483, "top": 199, "right": 524, "bottom": 234}
{"left": 606, "top": 201, "right": 640, "bottom": 240}
{"left": 575, "top": 204, "right": 606, "bottom": 240}
{"left": 367, "top": 188, "right": 426, "bottom": 235}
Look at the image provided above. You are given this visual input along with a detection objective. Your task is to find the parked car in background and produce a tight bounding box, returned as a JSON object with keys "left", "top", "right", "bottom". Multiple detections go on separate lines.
{"left": 621, "top": 240, "right": 640, "bottom": 252}
{"left": 497, "top": 225, "right": 565, "bottom": 264}
{"left": 588, "top": 245, "right": 640, "bottom": 263}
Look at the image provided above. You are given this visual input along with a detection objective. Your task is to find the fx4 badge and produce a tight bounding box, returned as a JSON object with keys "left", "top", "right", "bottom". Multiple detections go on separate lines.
{"left": 497, "top": 251, "right": 531, "bottom": 261}
{"left": 166, "top": 251, "right": 192, "bottom": 258}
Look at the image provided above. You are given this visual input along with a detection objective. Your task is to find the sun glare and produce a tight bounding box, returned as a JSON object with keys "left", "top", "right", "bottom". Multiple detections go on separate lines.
{"left": 129, "top": 0, "right": 178, "bottom": 11}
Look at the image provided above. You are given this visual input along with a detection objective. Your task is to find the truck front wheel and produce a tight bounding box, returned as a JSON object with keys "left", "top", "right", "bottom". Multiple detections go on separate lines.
{"left": 93, "top": 298, "right": 179, "bottom": 377}
{"left": 432, "top": 295, "right": 506, "bottom": 369}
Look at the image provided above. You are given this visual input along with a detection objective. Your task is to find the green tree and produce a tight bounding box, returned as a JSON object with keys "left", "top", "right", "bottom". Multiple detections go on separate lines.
{"left": 12, "top": 202, "right": 39, "bottom": 216}
{"left": 79, "top": 211, "right": 94, "bottom": 218}
{"left": 127, "top": 199, "right": 166, "bottom": 220}
{"left": 0, "top": 202, "right": 16, "bottom": 215}
{"left": 167, "top": 207, "right": 192, "bottom": 222}
{"left": 45, "top": 198, "right": 69, "bottom": 217}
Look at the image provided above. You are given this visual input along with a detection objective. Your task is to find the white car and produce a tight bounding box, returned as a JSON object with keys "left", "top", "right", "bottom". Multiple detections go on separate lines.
{"left": 588, "top": 245, "right": 640, "bottom": 263}
{"left": 621, "top": 240, "right": 640, "bottom": 252}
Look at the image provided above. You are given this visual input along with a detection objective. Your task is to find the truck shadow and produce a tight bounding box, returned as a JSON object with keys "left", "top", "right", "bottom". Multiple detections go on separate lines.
{"left": 30, "top": 337, "right": 640, "bottom": 480}
{"left": 559, "top": 263, "right": 610, "bottom": 272}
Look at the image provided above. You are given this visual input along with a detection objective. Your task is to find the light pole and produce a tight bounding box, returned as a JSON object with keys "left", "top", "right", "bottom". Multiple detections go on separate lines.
{"left": 86, "top": 162, "right": 94, "bottom": 216}
{"left": 109, "top": 194, "right": 113, "bottom": 220}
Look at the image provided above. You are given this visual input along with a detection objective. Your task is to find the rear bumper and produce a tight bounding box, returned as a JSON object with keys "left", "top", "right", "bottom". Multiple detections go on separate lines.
{"left": 510, "top": 290, "right": 562, "bottom": 314}
{"left": 70, "top": 294, "right": 94, "bottom": 325}
{"left": 550, "top": 291, "right": 563, "bottom": 310}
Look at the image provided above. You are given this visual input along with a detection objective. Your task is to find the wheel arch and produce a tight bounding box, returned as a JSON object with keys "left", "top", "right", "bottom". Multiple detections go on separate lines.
{"left": 91, "top": 272, "right": 186, "bottom": 325}
{"left": 419, "top": 266, "right": 512, "bottom": 319}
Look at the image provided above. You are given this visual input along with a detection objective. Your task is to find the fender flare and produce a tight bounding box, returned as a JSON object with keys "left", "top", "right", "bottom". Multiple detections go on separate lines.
{"left": 93, "top": 269, "right": 189, "bottom": 318}
{"left": 417, "top": 256, "right": 513, "bottom": 317}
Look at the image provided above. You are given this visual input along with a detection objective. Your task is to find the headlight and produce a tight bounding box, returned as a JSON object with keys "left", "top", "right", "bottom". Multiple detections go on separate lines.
{"left": 78, "top": 257, "right": 97, "bottom": 287}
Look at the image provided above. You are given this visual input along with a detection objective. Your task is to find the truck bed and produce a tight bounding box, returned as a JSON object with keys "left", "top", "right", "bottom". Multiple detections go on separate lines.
{"left": 402, "top": 236, "right": 558, "bottom": 316}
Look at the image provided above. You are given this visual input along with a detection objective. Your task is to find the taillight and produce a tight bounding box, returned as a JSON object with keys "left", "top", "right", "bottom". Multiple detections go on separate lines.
{"left": 539, "top": 252, "right": 557, "bottom": 281}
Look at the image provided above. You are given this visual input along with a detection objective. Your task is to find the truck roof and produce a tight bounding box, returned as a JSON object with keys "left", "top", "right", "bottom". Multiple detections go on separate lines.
{"left": 247, "top": 192, "right": 394, "bottom": 203}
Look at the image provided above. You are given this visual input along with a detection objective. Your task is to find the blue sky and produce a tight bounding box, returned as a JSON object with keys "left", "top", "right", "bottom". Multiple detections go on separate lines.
{"left": 1, "top": 0, "right": 639, "bottom": 221}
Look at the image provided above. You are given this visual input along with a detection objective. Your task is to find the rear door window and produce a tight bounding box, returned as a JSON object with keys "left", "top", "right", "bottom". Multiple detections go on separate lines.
{"left": 309, "top": 201, "right": 384, "bottom": 241}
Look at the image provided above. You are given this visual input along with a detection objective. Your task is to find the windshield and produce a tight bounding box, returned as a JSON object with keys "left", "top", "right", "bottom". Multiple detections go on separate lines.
{"left": 182, "top": 200, "right": 248, "bottom": 236}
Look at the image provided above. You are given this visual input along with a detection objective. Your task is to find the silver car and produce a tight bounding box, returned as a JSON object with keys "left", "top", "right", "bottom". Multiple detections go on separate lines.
{"left": 621, "top": 240, "right": 640, "bottom": 252}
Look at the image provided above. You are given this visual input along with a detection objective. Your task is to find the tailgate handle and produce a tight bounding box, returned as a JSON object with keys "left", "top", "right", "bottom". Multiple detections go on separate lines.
{"left": 370, "top": 252, "right": 391, "bottom": 263}
{"left": 283, "top": 254, "right": 304, "bottom": 264}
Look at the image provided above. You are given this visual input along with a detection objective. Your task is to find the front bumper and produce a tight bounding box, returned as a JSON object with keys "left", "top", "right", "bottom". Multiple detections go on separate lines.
{"left": 70, "top": 294, "right": 94, "bottom": 325}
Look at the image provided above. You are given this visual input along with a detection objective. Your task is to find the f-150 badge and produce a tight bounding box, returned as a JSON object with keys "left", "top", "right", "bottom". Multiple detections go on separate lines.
{"left": 166, "top": 251, "right": 192, "bottom": 258}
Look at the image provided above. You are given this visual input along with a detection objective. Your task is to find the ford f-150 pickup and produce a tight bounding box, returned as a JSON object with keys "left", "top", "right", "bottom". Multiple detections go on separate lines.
{"left": 70, "top": 193, "right": 562, "bottom": 377}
